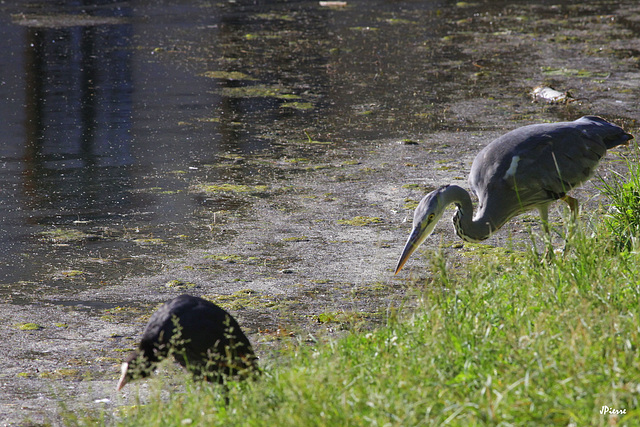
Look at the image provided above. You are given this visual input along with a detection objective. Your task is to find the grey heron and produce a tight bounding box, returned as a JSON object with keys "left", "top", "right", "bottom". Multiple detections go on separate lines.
{"left": 117, "top": 294, "right": 258, "bottom": 390}
{"left": 395, "top": 116, "right": 633, "bottom": 274}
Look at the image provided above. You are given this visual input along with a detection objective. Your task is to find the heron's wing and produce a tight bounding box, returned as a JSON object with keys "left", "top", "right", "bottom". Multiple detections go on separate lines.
{"left": 470, "top": 125, "right": 606, "bottom": 218}
{"left": 469, "top": 117, "right": 630, "bottom": 227}
{"left": 506, "top": 129, "right": 607, "bottom": 204}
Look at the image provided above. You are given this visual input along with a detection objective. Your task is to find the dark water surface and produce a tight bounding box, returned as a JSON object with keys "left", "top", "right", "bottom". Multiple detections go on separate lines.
{"left": 2, "top": 0, "right": 638, "bottom": 295}
{"left": 0, "top": 0, "right": 319, "bottom": 286}
{"left": 0, "top": 0, "right": 451, "bottom": 286}
{"left": 0, "top": 0, "right": 635, "bottom": 289}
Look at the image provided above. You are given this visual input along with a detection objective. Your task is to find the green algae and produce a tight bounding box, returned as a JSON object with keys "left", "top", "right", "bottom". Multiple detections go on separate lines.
{"left": 40, "top": 228, "right": 94, "bottom": 243}
{"left": 315, "top": 310, "right": 369, "bottom": 326}
{"left": 337, "top": 216, "right": 383, "bottom": 226}
{"left": 401, "top": 183, "right": 434, "bottom": 193}
{"left": 195, "top": 117, "right": 220, "bottom": 123}
{"left": 165, "top": 280, "right": 197, "bottom": 289}
{"left": 17, "top": 372, "right": 34, "bottom": 378}
{"left": 204, "top": 254, "right": 244, "bottom": 262}
{"left": 133, "top": 238, "right": 166, "bottom": 246}
{"left": 254, "top": 13, "right": 295, "bottom": 21}
{"left": 217, "top": 85, "right": 301, "bottom": 100}
{"left": 403, "top": 199, "right": 420, "bottom": 210}
{"left": 205, "top": 289, "right": 276, "bottom": 311}
{"left": 282, "top": 236, "right": 309, "bottom": 242}
{"left": 541, "top": 67, "right": 610, "bottom": 78}
{"left": 281, "top": 101, "right": 314, "bottom": 110}
{"left": 15, "top": 323, "right": 43, "bottom": 331}
{"left": 193, "top": 183, "right": 268, "bottom": 194}
{"left": 39, "top": 369, "right": 81, "bottom": 379}
{"left": 381, "top": 18, "right": 415, "bottom": 25}
{"left": 61, "top": 270, "right": 85, "bottom": 277}
{"left": 201, "top": 71, "right": 255, "bottom": 80}
{"left": 301, "top": 131, "right": 333, "bottom": 145}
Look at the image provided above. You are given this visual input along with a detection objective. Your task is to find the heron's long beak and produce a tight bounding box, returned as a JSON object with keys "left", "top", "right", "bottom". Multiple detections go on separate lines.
{"left": 394, "top": 225, "right": 425, "bottom": 275}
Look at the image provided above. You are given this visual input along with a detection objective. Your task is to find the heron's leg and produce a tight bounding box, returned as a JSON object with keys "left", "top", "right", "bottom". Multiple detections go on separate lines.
{"left": 537, "top": 205, "right": 554, "bottom": 260}
{"left": 560, "top": 195, "right": 579, "bottom": 222}
{"left": 560, "top": 195, "right": 579, "bottom": 236}
{"left": 560, "top": 195, "right": 579, "bottom": 255}
{"left": 537, "top": 205, "right": 550, "bottom": 235}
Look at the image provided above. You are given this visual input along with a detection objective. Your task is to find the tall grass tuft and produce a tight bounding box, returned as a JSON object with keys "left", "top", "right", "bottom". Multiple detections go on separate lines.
{"left": 599, "top": 145, "right": 640, "bottom": 251}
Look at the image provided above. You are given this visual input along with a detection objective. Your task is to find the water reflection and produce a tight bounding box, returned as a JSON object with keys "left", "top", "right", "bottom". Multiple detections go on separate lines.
{"left": 0, "top": 0, "right": 531, "bottom": 286}
{"left": 21, "top": 8, "right": 135, "bottom": 219}
{"left": 24, "top": 22, "right": 133, "bottom": 169}
{"left": 0, "top": 3, "right": 137, "bottom": 283}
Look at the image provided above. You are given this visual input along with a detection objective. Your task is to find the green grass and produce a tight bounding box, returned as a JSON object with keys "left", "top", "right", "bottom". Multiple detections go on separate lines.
{"left": 82, "top": 228, "right": 640, "bottom": 426}
{"left": 600, "top": 149, "right": 640, "bottom": 251}
{"left": 72, "top": 159, "right": 640, "bottom": 426}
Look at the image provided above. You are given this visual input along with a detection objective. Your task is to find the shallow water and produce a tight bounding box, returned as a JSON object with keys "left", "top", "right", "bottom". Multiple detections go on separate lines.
{"left": 0, "top": 1, "right": 278, "bottom": 285}
{"left": 0, "top": 0, "right": 427, "bottom": 285}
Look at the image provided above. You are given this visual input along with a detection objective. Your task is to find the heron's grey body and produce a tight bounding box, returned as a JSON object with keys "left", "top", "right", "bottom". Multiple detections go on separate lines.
{"left": 395, "top": 116, "right": 633, "bottom": 274}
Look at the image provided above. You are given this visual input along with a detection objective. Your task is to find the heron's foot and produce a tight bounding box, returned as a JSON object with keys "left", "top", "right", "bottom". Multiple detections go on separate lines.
{"left": 538, "top": 239, "right": 571, "bottom": 261}
{"left": 557, "top": 246, "right": 569, "bottom": 258}
{"left": 539, "top": 247, "right": 555, "bottom": 263}
{"left": 538, "top": 238, "right": 574, "bottom": 261}
{"left": 534, "top": 241, "right": 555, "bottom": 263}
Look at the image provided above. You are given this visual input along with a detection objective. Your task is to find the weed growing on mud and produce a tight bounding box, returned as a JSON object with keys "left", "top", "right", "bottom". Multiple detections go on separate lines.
{"left": 599, "top": 145, "right": 640, "bottom": 251}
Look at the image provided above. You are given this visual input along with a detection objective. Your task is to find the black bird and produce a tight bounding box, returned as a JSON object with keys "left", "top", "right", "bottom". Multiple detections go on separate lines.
{"left": 117, "top": 294, "right": 259, "bottom": 390}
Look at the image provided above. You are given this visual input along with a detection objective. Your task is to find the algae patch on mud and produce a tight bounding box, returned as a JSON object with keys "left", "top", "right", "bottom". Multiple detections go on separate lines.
{"left": 201, "top": 71, "right": 256, "bottom": 81}
{"left": 133, "top": 238, "right": 166, "bottom": 246}
{"left": 204, "top": 254, "right": 244, "bottom": 263}
{"left": 401, "top": 183, "right": 435, "bottom": 192}
{"left": 40, "top": 228, "right": 96, "bottom": 244}
{"left": 192, "top": 183, "right": 269, "bottom": 194}
{"left": 39, "top": 369, "right": 81, "bottom": 380}
{"left": 281, "top": 101, "right": 315, "bottom": 110}
{"left": 215, "top": 85, "right": 302, "bottom": 100}
{"left": 403, "top": 198, "right": 420, "bottom": 210}
{"left": 12, "top": 13, "right": 126, "bottom": 28}
{"left": 205, "top": 289, "right": 277, "bottom": 311}
{"left": 315, "top": 310, "right": 369, "bottom": 326}
{"left": 14, "top": 323, "right": 44, "bottom": 331}
{"left": 338, "top": 216, "right": 383, "bottom": 226}
{"left": 282, "top": 236, "right": 309, "bottom": 242}
{"left": 165, "top": 280, "right": 197, "bottom": 290}
{"left": 540, "top": 67, "right": 610, "bottom": 78}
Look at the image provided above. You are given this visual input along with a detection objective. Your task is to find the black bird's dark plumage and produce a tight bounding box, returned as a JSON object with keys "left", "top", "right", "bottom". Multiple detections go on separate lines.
{"left": 117, "top": 294, "right": 258, "bottom": 390}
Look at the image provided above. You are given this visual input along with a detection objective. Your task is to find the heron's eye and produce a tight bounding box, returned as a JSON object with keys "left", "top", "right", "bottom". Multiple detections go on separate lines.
{"left": 428, "top": 213, "right": 435, "bottom": 222}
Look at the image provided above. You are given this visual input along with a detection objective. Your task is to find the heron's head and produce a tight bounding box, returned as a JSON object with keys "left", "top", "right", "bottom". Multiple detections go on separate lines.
{"left": 394, "top": 188, "right": 447, "bottom": 274}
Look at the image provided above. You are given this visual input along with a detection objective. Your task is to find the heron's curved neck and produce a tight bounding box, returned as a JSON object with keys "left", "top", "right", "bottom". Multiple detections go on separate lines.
{"left": 442, "top": 185, "right": 493, "bottom": 242}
